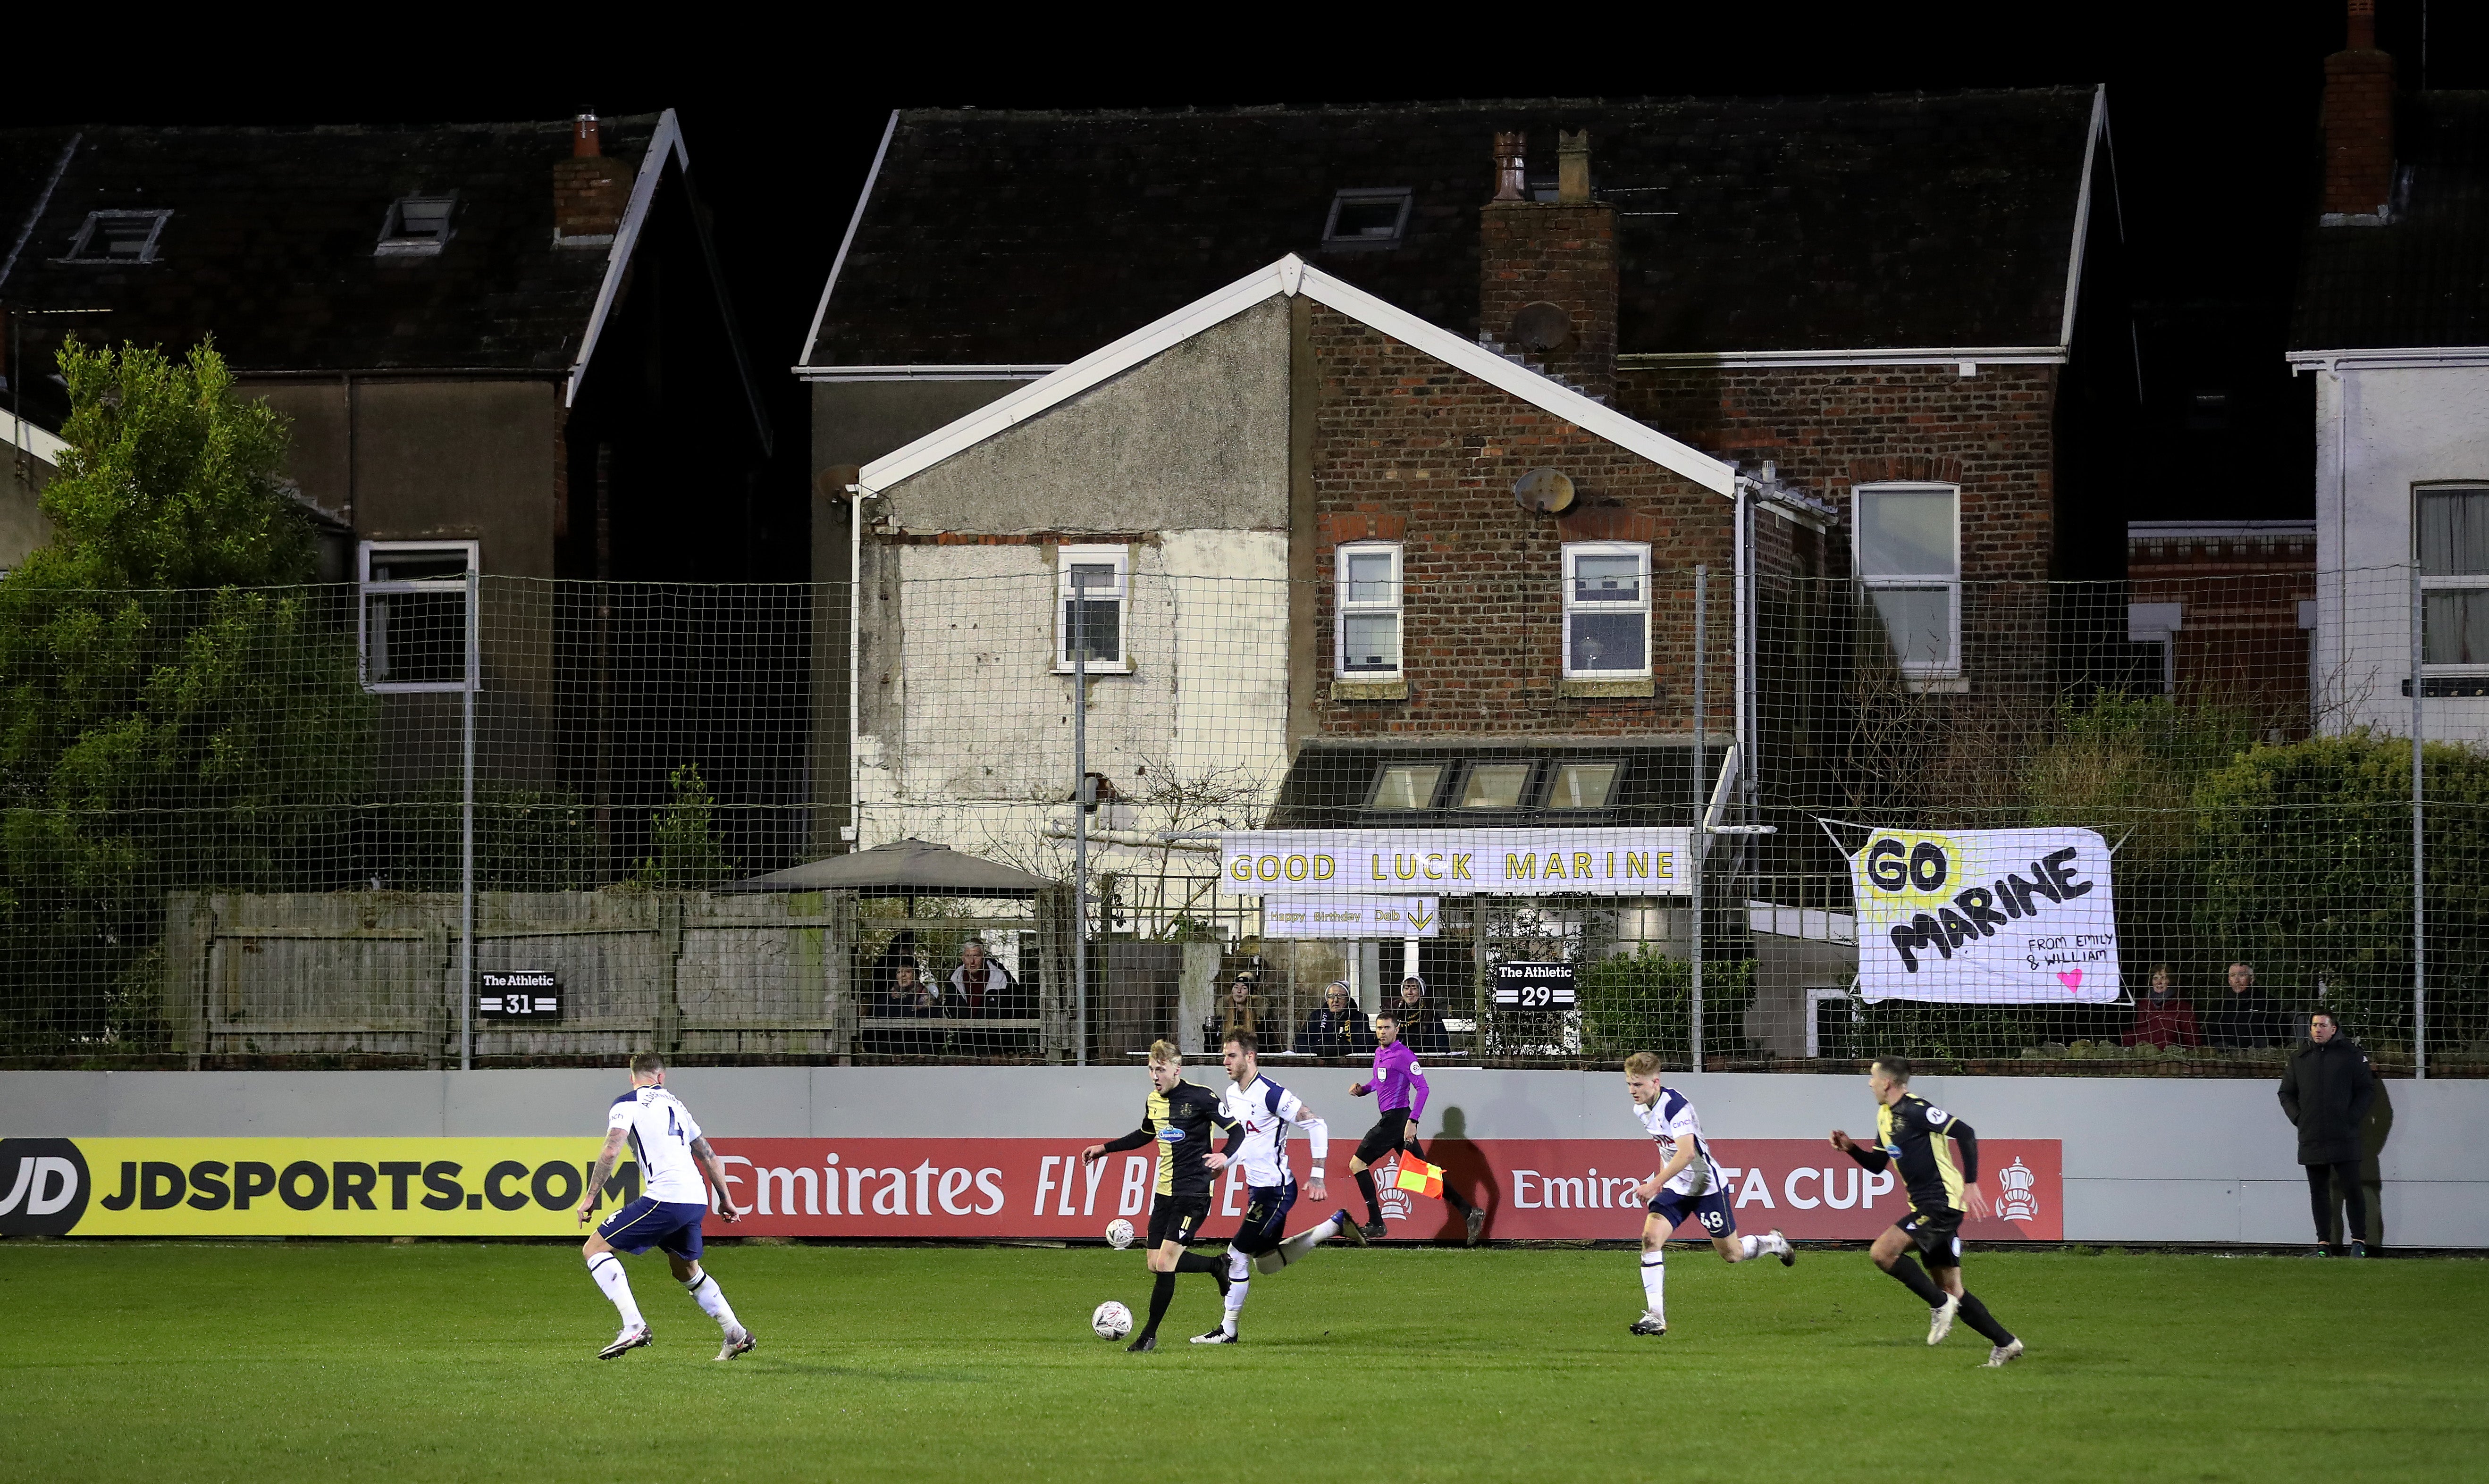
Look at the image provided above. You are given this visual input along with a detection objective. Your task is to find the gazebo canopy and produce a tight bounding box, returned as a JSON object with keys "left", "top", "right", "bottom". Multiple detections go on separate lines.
{"left": 717, "top": 838, "right": 1056, "bottom": 898}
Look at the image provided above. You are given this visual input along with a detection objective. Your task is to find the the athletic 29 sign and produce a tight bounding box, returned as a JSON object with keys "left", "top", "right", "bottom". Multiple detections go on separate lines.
{"left": 3, "top": 1135, "right": 2059, "bottom": 1241}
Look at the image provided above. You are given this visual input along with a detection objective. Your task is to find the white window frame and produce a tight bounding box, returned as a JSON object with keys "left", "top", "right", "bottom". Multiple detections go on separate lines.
{"left": 1334, "top": 540, "right": 1404, "bottom": 680}
{"left": 375, "top": 193, "right": 458, "bottom": 257}
{"left": 1320, "top": 187, "right": 1413, "bottom": 251}
{"left": 1054, "top": 544, "right": 1131, "bottom": 674}
{"left": 2417, "top": 483, "right": 2489, "bottom": 677}
{"left": 1560, "top": 541, "right": 1652, "bottom": 680}
{"left": 60, "top": 209, "right": 172, "bottom": 264}
{"left": 1852, "top": 482, "right": 1963, "bottom": 680}
{"left": 358, "top": 540, "right": 478, "bottom": 694}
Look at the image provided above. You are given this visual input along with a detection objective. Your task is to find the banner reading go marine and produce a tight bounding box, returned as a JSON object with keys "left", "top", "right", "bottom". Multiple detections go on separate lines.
{"left": 1849, "top": 827, "right": 2121, "bottom": 1005}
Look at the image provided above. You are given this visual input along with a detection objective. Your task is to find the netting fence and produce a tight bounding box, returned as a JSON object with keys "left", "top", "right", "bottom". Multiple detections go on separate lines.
{"left": 0, "top": 565, "right": 2480, "bottom": 1075}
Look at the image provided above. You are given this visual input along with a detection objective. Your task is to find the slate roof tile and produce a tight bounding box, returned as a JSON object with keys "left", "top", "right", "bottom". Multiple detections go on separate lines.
{"left": 0, "top": 117, "right": 655, "bottom": 388}
{"left": 807, "top": 89, "right": 2100, "bottom": 369}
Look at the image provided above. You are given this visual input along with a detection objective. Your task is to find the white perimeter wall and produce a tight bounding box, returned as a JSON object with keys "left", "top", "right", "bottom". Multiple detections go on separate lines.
{"left": 3, "top": 1068, "right": 2481, "bottom": 1247}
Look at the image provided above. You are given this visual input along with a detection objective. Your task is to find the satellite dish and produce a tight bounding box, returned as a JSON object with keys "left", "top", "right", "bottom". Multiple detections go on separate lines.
{"left": 1514, "top": 468, "right": 1576, "bottom": 515}
{"left": 1511, "top": 302, "right": 1573, "bottom": 352}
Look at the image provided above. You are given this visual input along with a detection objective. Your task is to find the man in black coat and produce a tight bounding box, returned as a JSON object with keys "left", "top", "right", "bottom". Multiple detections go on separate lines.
{"left": 2209, "top": 962, "right": 2286, "bottom": 1049}
{"left": 2278, "top": 1010, "right": 2379, "bottom": 1256}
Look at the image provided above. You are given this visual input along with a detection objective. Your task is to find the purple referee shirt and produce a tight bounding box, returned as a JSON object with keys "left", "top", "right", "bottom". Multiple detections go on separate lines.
{"left": 1371, "top": 1040, "right": 1429, "bottom": 1122}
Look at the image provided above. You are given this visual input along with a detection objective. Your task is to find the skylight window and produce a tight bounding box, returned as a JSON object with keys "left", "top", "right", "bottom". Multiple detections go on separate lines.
{"left": 1366, "top": 764, "right": 1445, "bottom": 811}
{"left": 1456, "top": 763, "right": 1534, "bottom": 810}
{"left": 1321, "top": 188, "right": 1412, "bottom": 251}
{"left": 61, "top": 210, "right": 171, "bottom": 264}
{"left": 376, "top": 195, "right": 457, "bottom": 256}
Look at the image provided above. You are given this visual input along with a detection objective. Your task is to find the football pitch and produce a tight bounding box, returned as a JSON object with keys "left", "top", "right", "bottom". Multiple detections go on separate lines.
{"left": 3, "top": 1241, "right": 2483, "bottom": 1482}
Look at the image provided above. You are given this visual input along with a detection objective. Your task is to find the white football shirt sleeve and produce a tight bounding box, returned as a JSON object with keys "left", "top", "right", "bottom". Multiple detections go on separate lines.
{"left": 607, "top": 1098, "right": 636, "bottom": 1132}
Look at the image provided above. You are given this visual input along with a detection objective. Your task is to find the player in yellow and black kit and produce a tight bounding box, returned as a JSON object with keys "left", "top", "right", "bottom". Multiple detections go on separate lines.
{"left": 1083, "top": 1039, "right": 1243, "bottom": 1351}
{"left": 1831, "top": 1056, "right": 2025, "bottom": 1367}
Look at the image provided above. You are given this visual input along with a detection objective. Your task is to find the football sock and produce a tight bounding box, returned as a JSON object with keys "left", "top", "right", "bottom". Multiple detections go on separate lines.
{"left": 1356, "top": 1170, "right": 1382, "bottom": 1224}
{"left": 1173, "top": 1251, "right": 1225, "bottom": 1275}
{"left": 587, "top": 1254, "right": 644, "bottom": 1330}
{"left": 1885, "top": 1255, "right": 1950, "bottom": 1309}
{"left": 1639, "top": 1251, "right": 1665, "bottom": 1320}
{"left": 1257, "top": 1215, "right": 1340, "bottom": 1274}
{"left": 1439, "top": 1184, "right": 1475, "bottom": 1215}
{"left": 1222, "top": 1275, "right": 1249, "bottom": 1331}
{"left": 1955, "top": 1292, "right": 2014, "bottom": 1346}
{"left": 1142, "top": 1271, "right": 1176, "bottom": 1338}
{"left": 681, "top": 1267, "right": 742, "bottom": 1335}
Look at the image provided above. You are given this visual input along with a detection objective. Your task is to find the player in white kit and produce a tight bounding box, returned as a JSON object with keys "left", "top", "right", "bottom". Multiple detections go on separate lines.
{"left": 577, "top": 1052, "right": 755, "bottom": 1360}
{"left": 1190, "top": 1030, "right": 1363, "bottom": 1344}
{"left": 1622, "top": 1051, "right": 1792, "bottom": 1337}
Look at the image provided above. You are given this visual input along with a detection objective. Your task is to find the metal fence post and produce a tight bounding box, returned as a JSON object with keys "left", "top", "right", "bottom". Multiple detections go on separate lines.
{"left": 1071, "top": 567, "right": 1095, "bottom": 1067}
{"left": 2412, "top": 559, "right": 2427, "bottom": 1080}
{"left": 458, "top": 568, "right": 478, "bottom": 1072}
{"left": 1691, "top": 565, "right": 1706, "bottom": 1073}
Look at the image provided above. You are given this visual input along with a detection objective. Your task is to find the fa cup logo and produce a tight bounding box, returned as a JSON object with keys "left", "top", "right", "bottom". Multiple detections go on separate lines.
{"left": 1377, "top": 1154, "right": 1412, "bottom": 1221}
{"left": 1995, "top": 1156, "right": 2039, "bottom": 1223}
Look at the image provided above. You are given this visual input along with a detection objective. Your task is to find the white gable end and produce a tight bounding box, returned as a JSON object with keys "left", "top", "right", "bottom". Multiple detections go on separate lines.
{"left": 859, "top": 256, "right": 1736, "bottom": 497}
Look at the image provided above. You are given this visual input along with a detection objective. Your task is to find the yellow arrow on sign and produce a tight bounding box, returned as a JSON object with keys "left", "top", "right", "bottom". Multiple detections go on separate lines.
{"left": 1408, "top": 910, "right": 1436, "bottom": 931}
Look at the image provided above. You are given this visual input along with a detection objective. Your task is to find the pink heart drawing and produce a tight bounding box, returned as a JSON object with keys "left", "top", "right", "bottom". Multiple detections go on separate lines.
{"left": 2056, "top": 970, "right": 2083, "bottom": 993}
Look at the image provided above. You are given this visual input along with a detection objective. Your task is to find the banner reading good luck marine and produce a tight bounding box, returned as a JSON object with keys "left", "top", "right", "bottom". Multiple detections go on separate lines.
{"left": 1849, "top": 827, "right": 2121, "bottom": 1005}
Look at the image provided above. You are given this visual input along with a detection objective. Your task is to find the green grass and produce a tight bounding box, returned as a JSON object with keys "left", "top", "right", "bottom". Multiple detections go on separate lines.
{"left": 1, "top": 1241, "right": 2484, "bottom": 1482}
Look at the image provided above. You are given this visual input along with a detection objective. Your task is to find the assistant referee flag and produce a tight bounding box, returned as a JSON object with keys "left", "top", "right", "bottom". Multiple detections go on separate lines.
{"left": 1392, "top": 1154, "right": 1443, "bottom": 1198}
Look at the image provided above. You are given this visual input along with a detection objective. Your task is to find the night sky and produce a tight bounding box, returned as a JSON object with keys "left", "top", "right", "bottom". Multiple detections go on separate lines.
{"left": 8, "top": 1, "right": 2483, "bottom": 536}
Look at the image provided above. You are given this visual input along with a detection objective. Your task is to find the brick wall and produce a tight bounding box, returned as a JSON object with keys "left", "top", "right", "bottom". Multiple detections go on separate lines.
{"left": 1479, "top": 202, "right": 1618, "bottom": 402}
{"left": 2321, "top": 46, "right": 2396, "bottom": 218}
{"left": 1305, "top": 307, "right": 1724, "bottom": 737}
{"left": 553, "top": 157, "right": 631, "bottom": 242}
{"left": 1624, "top": 361, "right": 2060, "bottom": 695}
{"left": 2129, "top": 529, "right": 2316, "bottom": 735}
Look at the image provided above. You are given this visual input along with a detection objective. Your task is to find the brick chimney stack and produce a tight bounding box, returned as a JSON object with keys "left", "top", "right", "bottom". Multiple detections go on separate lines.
{"left": 553, "top": 110, "right": 631, "bottom": 247}
{"left": 2321, "top": 0, "right": 2396, "bottom": 222}
{"left": 1480, "top": 129, "right": 1618, "bottom": 402}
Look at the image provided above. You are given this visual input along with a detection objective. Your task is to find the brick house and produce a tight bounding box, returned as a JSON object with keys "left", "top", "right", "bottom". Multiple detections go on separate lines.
{"left": 0, "top": 112, "right": 790, "bottom": 880}
{"left": 2124, "top": 521, "right": 2318, "bottom": 734}
{"left": 806, "top": 93, "right": 2124, "bottom": 1052}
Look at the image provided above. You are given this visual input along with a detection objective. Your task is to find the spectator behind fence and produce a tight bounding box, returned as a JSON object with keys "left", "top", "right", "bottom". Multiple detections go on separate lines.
{"left": 1396, "top": 976, "right": 1452, "bottom": 1056}
{"left": 2122, "top": 965, "right": 2202, "bottom": 1049}
{"left": 867, "top": 929, "right": 919, "bottom": 1017}
{"left": 2279, "top": 1010, "right": 2378, "bottom": 1257}
{"left": 950, "top": 938, "right": 1017, "bottom": 1018}
{"left": 2209, "top": 962, "right": 2284, "bottom": 1049}
{"left": 873, "top": 962, "right": 914, "bottom": 1018}
{"left": 1208, "top": 972, "right": 1265, "bottom": 1047}
{"left": 1295, "top": 981, "right": 1376, "bottom": 1059}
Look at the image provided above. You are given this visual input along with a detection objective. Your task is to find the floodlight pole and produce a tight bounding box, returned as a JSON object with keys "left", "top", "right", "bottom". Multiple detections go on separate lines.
{"left": 459, "top": 568, "right": 479, "bottom": 1072}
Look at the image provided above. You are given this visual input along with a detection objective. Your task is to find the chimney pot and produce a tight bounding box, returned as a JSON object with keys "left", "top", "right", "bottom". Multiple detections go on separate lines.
{"left": 554, "top": 114, "right": 629, "bottom": 245}
{"left": 1492, "top": 131, "right": 1527, "bottom": 202}
{"left": 2346, "top": 0, "right": 2375, "bottom": 51}
{"left": 1557, "top": 130, "right": 1591, "bottom": 203}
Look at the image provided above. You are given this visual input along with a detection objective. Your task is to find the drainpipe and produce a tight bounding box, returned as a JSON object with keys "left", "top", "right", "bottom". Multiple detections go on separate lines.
{"left": 844, "top": 484, "right": 866, "bottom": 850}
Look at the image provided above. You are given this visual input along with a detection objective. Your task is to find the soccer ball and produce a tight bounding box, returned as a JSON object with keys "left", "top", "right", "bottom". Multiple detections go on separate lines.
{"left": 1092, "top": 1300, "right": 1133, "bottom": 1340}
{"left": 1104, "top": 1218, "right": 1135, "bottom": 1249}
